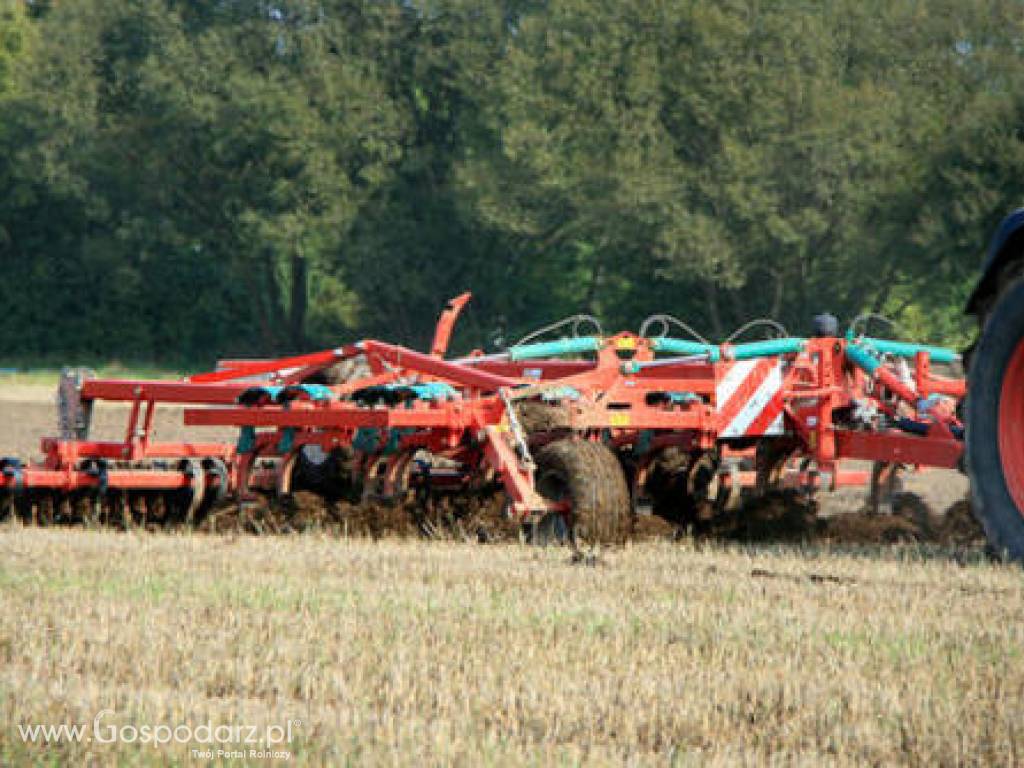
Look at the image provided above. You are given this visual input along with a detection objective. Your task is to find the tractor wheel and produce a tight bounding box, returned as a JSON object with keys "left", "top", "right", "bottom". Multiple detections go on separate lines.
{"left": 533, "top": 439, "right": 631, "bottom": 545}
{"left": 967, "top": 276, "right": 1024, "bottom": 561}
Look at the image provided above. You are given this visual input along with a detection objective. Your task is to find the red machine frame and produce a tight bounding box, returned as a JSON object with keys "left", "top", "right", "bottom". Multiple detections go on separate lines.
{"left": 0, "top": 294, "right": 968, "bottom": 530}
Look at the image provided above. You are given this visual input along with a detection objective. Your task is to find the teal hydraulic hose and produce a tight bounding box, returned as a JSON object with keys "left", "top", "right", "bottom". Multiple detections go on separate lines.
{"left": 729, "top": 338, "right": 805, "bottom": 360}
{"left": 846, "top": 343, "right": 882, "bottom": 375}
{"left": 650, "top": 337, "right": 721, "bottom": 362}
{"left": 508, "top": 336, "right": 601, "bottom": 361}
{"left": 851, "top": 336, "right": 959, "bottom": 364}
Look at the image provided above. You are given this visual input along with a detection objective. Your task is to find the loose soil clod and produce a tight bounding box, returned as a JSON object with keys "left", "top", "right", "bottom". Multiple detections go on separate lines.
{"left": 177, "top": 487, "right": 987, "bottom": 551}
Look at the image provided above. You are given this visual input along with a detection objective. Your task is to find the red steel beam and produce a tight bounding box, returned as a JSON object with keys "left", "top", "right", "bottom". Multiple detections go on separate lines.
{"left": 187, "top": 346, "right": 361, "bottom": 384}
{"left": 359, "top": 341, "right": 518, "bottom": 391}
{"left": 41, "top": 439, "right": 234, "bottom": 461}
{"left": 184, "top": 405, "right": 463, "bottom": 429}
{"left": 479, "top": 425, "right": 557, "bottom": 515}
{"left": 576, "top": 408, "right": 708, "bottom": 431}
{"left": 927, "top": 376, "right": 966, "bottom": 398}
{"left": 0, "top": 469, "right": 193, "bottom": 492}
{"left": 722, "top": 469, "right": 873, "bottom": 489}
{"left": 471, "top": 360, "right": 595, "bottom": 379}
{"left": 835, "top": 429, "right": 963, "bottom": 468}
{"left": 82, "top": 380, "right": 249, "bottom": 404}
{"left": 430, "top": 292, "right": 472, "bottom": 357}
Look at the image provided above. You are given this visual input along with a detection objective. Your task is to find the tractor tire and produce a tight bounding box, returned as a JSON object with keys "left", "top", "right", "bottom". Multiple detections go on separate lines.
{"left": 967, "top": 276, "right": 1024, "bottom": 561}
{"left": 534, "top": 439, "right": 631, "bottom": 544}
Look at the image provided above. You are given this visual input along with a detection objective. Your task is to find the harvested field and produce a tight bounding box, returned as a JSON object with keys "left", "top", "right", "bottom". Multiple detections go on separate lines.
{"left": 1, "top": 528, "right": 1022, "bottom": 765}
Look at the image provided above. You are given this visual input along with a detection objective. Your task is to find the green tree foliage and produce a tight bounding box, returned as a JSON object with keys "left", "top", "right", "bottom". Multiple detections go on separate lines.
{"left": 0, "top": 0, "right": 30, "bottom": 99}
{"left": 0, "top": 0, "right": 1022, "bottom": 365}
{"left": 2, "top": 0, "right": 405, "bottom": 358}
{"left": 456, "top": 0, "right": 1024, "bottom": 341}
{"left": 0, "top": 0, "right": 44, "bottom": 346}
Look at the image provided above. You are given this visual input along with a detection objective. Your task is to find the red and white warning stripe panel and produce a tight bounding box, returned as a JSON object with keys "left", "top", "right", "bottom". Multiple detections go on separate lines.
{"left": 715, "top": 358, "right": 786, "bottom": 438}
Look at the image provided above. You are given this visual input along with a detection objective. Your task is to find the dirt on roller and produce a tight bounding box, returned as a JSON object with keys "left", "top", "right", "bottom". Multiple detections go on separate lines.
{"left": 0, "top": 384, "right": 985, "bottom": 549}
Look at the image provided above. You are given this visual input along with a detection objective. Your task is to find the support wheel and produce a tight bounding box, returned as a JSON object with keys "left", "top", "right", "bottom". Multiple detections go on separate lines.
{"left": 533, "top": 439, "right": 631, "bottom": 545}
{"left": 967, "top": 277, "right": 1024, "bottom": 561}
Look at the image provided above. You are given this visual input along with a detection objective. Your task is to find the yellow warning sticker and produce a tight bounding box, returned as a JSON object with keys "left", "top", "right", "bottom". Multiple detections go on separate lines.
{"left": 615, "top": 337, "right": 636, "bottom": 350}
{"left": 609, "top": 412, "right": 631, "bottom": 427}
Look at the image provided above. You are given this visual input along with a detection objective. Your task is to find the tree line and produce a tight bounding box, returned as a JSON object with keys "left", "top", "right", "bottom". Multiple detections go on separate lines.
{"left": 1, "top": 0, "right": 1022, "bottom": 365}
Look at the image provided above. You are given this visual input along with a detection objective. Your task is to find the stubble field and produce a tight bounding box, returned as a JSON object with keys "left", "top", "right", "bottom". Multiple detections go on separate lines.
{"left": 1, "top": 530, "right": 1023, "bottom": 765}
{"left": 0, "top": 384, "right": 1021, "bottom": 765}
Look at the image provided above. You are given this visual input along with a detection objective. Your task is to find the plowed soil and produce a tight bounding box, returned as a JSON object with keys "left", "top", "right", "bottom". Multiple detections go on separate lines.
{"left": 0, "top": 384, "right": 985, "bottom": 549}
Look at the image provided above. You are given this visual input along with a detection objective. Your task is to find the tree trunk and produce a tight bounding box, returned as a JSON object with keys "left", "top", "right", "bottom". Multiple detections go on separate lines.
{"left": 289, "top": 252, "right": 308, "bottom": 352}
{"left": 261, "top": 251, "right": 288, "bottom": 354}
{"left": 769, "top": 267, "right": 785, "bottom": 320}
{"left": 585, "top": 261, "right": 604, "bottom": 318}
{"left": 703, "top": 281, "right": 725, "bottom": 340}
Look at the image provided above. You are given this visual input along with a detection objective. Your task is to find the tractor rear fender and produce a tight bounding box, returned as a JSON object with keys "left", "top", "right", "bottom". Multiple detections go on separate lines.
{"left": 967, "top": 208, "right": 1024, "bottom": 315}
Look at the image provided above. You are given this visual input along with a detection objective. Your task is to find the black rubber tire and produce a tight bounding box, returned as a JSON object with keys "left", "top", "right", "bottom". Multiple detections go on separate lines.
{"left": 966, "top": 277, "right": 1024, "bottom": 562}
{"left": 533, "top": 439, "right": 631, "bottom": 544}
{"left": 514, "top": 401, "right": 572, "bottom": 434}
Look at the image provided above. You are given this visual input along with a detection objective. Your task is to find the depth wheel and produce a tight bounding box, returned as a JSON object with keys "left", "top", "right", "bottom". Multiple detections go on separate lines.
{"left": 967, "top": 277, "right": 1024, "bottom": 561}
{"left": 533, "top": 439, "right": 631, "bottom": 545}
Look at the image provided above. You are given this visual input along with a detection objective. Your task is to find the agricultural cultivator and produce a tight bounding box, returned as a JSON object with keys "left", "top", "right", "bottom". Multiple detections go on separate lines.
{"left": 0, "top": 291, "right": 975, "bottom": 548}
